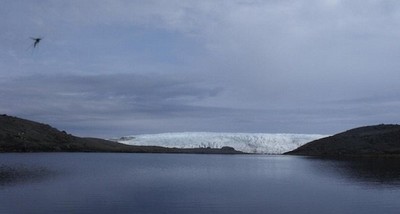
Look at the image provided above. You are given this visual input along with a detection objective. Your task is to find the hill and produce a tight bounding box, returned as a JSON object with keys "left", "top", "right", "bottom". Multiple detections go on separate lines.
{"left": 285, "top": 124, "right": 400, "bottom": 157}
{"left": 0, "top": 114, "right": 243, "bottom": 154}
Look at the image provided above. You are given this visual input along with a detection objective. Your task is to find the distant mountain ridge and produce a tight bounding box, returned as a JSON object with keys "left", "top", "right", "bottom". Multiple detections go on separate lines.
{"left": 286, "top": 124, "right": 400, "bottom": 156}
{"left": 0, "top": 114, "right": 243, "bottom": 154}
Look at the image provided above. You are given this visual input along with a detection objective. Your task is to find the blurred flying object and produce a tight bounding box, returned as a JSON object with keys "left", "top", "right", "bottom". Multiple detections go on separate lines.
{"left": 30, "top": 37, "right": 42, "bottom": 48}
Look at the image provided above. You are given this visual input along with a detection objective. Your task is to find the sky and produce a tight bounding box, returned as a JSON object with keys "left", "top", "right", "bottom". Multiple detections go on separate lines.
{"left": 1, "top": 0, "right": 400, "bottom": 138}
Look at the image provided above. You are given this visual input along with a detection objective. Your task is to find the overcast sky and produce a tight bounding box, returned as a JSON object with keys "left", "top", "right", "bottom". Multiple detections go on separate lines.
{"left": 1, "top": 0, "right": 400, "bottom": 138}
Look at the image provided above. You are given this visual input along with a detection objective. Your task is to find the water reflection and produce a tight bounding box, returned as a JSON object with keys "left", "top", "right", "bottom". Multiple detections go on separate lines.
{"left": 306, "top": 157, "right": 400, "bottom": 187}
{"left": 0, "top": 165, "right": 55, "bottom": 186}
{"left": 0, "top": 154, "right": 399, "bottom": 214}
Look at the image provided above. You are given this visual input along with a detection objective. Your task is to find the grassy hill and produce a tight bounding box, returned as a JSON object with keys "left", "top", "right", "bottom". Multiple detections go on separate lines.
{"left": 0, "top": 114, "right": 243, "bottom": 154}
{"left": 285, "top": 124, "right": 400, "bottom": 157}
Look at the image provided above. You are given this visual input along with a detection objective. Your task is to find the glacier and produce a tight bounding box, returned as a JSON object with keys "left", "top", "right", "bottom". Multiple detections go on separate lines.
{"left": 113, "top": 132, "right": 328, "bottom": 154}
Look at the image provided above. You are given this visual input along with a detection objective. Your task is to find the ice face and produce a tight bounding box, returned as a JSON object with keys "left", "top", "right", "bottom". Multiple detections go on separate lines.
{"left": 113, "top": 132, "right": 327, "bottom": 154}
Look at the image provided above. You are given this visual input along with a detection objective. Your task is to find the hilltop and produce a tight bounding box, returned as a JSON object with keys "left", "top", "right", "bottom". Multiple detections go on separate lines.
{"left": 285, "top": 124, "right": 400, "bottom": 157}
{"left": 0, "top": 114, "right": 243, "bottom": 154}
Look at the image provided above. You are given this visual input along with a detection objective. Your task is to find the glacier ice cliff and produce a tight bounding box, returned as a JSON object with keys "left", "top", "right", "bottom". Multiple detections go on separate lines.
{"left": 113, "top": 132, "right": 327, "bottom": 154}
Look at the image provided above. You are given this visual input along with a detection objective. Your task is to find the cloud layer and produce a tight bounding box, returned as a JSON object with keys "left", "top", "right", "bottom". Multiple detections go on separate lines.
{"left": 1, "top": 0, "right": 400, "bottom": 137}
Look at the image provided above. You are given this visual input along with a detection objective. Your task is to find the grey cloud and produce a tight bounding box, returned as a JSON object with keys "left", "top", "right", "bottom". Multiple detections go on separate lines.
{"left": 1, "top": 1, "right": 400, "bottom": 137}
{"left": 0, "top": 73, "right": 222, "bottom": 112}
{"left": 0, "top": 72, "right": 229, "bottom": 136}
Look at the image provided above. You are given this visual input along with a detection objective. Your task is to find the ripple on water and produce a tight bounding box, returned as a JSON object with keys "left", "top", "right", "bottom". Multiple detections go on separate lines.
{"left": 0, "top": 164, "right": 56, "bottom": 186}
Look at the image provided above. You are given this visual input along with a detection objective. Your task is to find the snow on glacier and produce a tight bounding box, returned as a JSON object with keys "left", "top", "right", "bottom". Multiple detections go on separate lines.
{"left": 114, "top": 132, "right": 327, "bottom": 154}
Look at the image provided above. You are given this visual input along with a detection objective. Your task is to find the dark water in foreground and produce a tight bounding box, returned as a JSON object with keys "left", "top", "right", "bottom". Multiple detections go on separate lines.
{"left": 0, "top": 154, "right": 400, "bottom": 214}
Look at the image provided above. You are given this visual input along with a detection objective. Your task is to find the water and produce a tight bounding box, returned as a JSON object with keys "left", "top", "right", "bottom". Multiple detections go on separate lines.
{"left": 0, "top": 153, "right": 399, "bottom": 214}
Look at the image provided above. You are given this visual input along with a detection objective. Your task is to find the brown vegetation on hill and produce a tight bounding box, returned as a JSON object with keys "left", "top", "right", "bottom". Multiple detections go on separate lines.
{"left": 286, "top": 124, "right": 400, "bottom": 157}
{"left": 0, "top": 114, "right": 243, "bottom": 154}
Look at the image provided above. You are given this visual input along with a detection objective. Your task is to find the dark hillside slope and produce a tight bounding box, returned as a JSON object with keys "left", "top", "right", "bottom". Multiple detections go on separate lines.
{"left": 0, "top": 114, "right": 152, "bottom": 152}
{"left": 0, "top": 115, "right": 243, "bottom": 154}
{"left": 285, "top": 124, "right": 400, "bottom": 156}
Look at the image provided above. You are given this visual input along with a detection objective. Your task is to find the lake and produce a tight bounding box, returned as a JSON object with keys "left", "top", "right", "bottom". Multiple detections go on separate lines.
{"left": 1, "top": 153, "right": 399, "bottom": 214}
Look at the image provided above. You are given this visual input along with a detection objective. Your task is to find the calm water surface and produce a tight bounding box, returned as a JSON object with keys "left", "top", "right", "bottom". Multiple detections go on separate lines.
{"left": 0, "top": 153, "right": 399, "bottom": 214}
